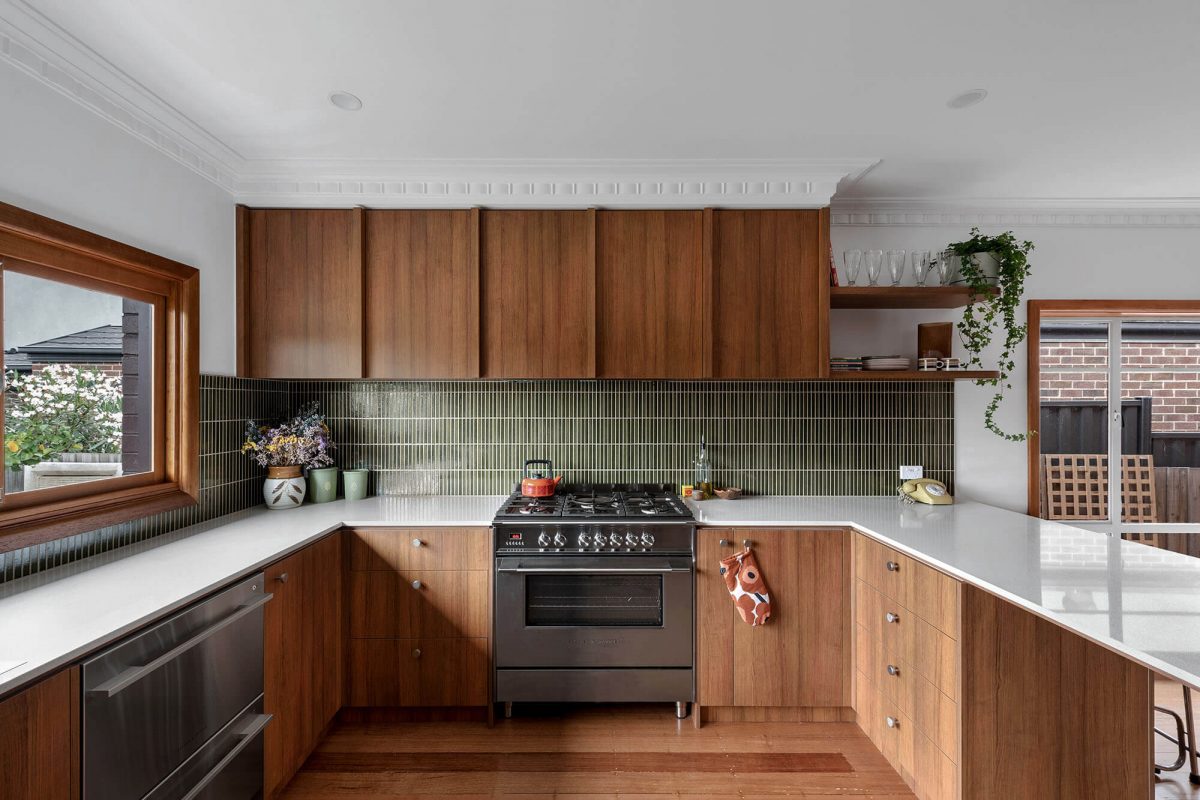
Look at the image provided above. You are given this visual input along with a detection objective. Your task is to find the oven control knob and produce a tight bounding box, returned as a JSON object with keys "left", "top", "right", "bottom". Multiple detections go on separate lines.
{"left": 625, "top": 532, "right": 638, "bottom": 547}
{"left": 641, "top": 532, "right": 655, "bottom": 547}
{"left": 553, "top": 532, "right": 567, "bottom": 548}
{"left": 537, "top": 532, "right": 551, "bottom": 548}
{"left": 609, "top": 532, "right": 622, "bottom": 547}
{"left": 577, "top": 531, "right": 590, "bottom": 547}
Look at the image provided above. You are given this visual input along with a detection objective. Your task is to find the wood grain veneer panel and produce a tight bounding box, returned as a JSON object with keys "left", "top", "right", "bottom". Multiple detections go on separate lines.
{"left": 245, "top": 208, "right": 363, "bottom": 378}
{"left": 347, "top": 638, "right": 489, "bottom": 707}
{"left": 348, "top": 528, "right": 490, "bottom": 572}
{"left": 711, "top": 209, "right": 828, "bottom": 379}
{"left": 695, "top": 528, "right": 735, "bottom": 706}
{"left": 348, "top": 569, "right": 489, "bottom": 639}
{"left": 481, "top": 209, "right": 595, "bottom": 378}
{"left": 595, "top": 210, "right": 709, "bottom": 377}
{"left": 0, "top": 667, "right": 77, "bottom": 800}
{"left": 959, "top": 584, "right": 1151, "bottom": 800}
{"left": 364, "top": 209, "right": 480, "bottom": 378}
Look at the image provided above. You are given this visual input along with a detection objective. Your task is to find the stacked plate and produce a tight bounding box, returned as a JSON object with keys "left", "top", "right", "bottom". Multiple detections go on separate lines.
{"left": 863, "top": 356, "right": 912, "bottom": 371}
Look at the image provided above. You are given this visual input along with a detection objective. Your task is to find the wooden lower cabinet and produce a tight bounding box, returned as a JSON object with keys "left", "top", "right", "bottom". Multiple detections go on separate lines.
{"left": 346, "top": 527, "right": 491, "bottom": 708}
{"left": 0, "top": 667, "right": 78, "bottom": 800}
{"left": 263, "top": 533, "right": 343, "bottom": 799}
{"left": 697, "top": 527, "right": 849, "bottom": 712}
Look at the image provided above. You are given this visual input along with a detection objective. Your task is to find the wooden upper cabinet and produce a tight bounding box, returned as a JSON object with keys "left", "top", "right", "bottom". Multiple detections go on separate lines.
{"left": 711, "top": 209, "right": 829, "bottom": 379}
{"left": 481, "top": 210, "right": 596, "bottom": 378}
{"left": 239, "top": 207, "right": 364, "bottom": 378}
{"left": 596, "top": 210, "right": 710, "bottom": 378}
{"left": 364, "top": 210, "right": 480, "bottom": 378}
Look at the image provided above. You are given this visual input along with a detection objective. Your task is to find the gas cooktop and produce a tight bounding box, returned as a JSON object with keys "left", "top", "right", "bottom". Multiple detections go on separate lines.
{"left": 494, "top": 483, "right": 691, "bottom": 521}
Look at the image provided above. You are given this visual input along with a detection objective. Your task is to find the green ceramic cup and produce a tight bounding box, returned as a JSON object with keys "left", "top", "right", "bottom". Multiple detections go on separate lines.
{"left": 307, "top": 467, "right": 339, "bottom": 503}
{"left": 343, "top": 469, "right": 369, "bottom": 502}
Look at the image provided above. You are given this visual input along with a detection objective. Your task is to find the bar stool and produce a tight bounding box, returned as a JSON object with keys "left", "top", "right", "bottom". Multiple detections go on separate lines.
{"left": 1155, "top": 684, "right": 1200, "bottom": 784}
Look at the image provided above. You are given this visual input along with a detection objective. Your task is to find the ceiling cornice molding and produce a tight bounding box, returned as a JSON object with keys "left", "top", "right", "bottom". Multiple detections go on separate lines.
{"left": 0, "top": 0, "right": 242, "bottom": 189}
{"left": 232, "top": 158, "right": 881, "bottom": 208}
{"left": 831, "top": 197, "right": 1200, "bottom": 227}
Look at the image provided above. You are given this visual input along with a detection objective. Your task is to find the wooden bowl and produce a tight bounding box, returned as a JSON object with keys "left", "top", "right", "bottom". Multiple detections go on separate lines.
{"left": 713, "top": 487, "right": 743, "bottom": 500}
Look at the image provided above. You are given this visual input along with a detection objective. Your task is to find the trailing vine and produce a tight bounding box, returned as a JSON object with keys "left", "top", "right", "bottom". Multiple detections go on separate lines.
{"left": 946, "top": 227, "right": 1035, "bottom": 442}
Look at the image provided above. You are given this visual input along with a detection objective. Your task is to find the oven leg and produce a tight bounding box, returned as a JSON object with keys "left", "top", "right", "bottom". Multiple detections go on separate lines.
{"left": 504, "top": 702, "right": 513, "bottom": 719}
{"left": 676, "top": 702, "right": 688, "bottom": 720}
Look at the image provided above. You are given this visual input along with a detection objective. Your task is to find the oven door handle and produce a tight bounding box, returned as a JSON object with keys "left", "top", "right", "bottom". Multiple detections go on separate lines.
{"left": 497, "top": 564, "right": 690, "bottom": 574}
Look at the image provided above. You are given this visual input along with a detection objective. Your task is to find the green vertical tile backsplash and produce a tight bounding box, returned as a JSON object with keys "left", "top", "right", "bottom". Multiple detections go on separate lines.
{"left": 0, "top": 377, "right": 952, "bottom": 584}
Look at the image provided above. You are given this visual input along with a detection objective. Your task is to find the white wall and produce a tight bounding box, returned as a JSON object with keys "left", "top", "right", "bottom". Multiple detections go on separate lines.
{"left": 832, "top": 223, "right": 1200, "bottom": 511}
{"left": 0, "top": 61, "right": 236, "bottom": 374}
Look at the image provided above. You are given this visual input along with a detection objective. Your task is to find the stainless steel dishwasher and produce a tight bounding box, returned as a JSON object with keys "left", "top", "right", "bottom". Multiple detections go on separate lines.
{"left": 81, "top": 572, "right": 272, "bottom": 800}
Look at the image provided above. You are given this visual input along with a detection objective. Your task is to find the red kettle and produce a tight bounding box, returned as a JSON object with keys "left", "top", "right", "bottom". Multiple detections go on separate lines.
{"left": 521, "top": 459, "right": 562, "bottom": 497}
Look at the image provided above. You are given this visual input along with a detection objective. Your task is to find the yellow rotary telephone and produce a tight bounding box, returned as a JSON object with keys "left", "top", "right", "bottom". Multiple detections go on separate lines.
{"left": 898, "top": 478, "right": 953, "bottom": 505}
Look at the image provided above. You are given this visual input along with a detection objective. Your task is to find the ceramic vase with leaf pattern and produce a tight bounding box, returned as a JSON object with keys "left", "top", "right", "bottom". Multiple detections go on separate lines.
{"left": 264, "top": 465, "right": 306, "bottom": 510}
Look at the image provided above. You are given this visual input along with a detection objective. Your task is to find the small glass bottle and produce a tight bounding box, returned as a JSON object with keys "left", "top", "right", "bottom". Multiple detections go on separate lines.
{"left": 693, "top": 436, "right": 711, "bottom": 499}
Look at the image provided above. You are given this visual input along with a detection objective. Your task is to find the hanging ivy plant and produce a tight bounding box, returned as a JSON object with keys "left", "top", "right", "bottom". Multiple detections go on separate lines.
{"left": 946, "top": 227, "right": 1035, "bottom": 442}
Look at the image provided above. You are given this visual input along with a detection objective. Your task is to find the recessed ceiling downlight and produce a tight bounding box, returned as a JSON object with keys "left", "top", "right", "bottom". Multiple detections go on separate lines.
{"left": 329, "top": 91, "right": 363, "bottom": 111}
{"left": 947, "top": 89, "right": 988, "bottom": 110}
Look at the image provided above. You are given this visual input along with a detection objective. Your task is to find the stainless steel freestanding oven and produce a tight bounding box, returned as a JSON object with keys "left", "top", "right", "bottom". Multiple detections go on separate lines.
{"left": 492, "top": 483, "right": 695, "bottom": 719}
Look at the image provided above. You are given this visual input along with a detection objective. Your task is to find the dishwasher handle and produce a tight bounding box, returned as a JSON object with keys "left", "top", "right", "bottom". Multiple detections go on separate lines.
{"left": 178, "top": 713, "right": 272, "bottom": 800}
{"left": 87, "top": 593, "right": 273, "bottom": 698}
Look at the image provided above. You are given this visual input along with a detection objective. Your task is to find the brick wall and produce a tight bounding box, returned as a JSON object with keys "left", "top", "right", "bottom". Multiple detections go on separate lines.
{"left": 1040, "top": 340, "right": 1200, "bottom": 432}
{"left": 31, "top": 361, "right": 122, "bottom": 377}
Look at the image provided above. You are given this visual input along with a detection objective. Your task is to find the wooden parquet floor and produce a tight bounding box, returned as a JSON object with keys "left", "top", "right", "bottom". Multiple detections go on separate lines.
{"left": 279, "top": 704, "right": 917, "bottom": 798}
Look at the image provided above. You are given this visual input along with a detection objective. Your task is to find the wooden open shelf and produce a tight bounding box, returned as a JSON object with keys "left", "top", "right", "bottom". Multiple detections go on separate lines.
{"left": 829, "top": 370, "right": 999, "bottom": 382}
{"left": 830, "top": 285, "right": 998, "bottom": 309}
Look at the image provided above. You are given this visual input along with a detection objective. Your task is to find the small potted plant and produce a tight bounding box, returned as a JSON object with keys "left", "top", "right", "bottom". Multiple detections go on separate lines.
{"left": 242, "top": 402, "right": 335, "bottom": 509}
{"left": 945, "top": 227, "right": 1035, "bottom": 442}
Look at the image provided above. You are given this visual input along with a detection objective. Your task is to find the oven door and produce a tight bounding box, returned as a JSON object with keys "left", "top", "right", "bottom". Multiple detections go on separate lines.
{"left": 494, "top": 555, "right": 693, "bottom": 669}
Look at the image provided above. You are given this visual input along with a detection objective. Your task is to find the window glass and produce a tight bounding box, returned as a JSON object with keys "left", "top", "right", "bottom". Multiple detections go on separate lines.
{"left": 3, "top": 271, "right": 154, "bottom": 495}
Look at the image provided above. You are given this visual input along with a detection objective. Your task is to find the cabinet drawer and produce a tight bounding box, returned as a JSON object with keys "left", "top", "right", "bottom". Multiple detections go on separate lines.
{"left": 912, "top": 727, "right": 959, "bottom": 800}
{"left": 856, "top": 580, "right": 958, "bottom": 703}
{"left": 349, "top": 528, "right": 490, "bottom": 572}
{"left": 855, "top": 534, "right": 908, "bottom": 605}
{"left": 347, "top": 638, "right": 488, "bottom": 706}
{"left": 349, "top": 570, "right": 488, "bottom": 639}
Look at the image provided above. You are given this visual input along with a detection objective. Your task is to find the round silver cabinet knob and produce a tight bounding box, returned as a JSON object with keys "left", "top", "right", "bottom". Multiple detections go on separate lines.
{"left": 886, "top": 664, "right": 900, "bottom": 677}
{"left": 412, "top": 648, "right": 422, "bottom": 659}
{"left": 885, "top": 612, "right": 900, "bottom": 624}
{"left": 641, "top": 532, "right": 655, "bottom": 547}
{"left": 411, "top": 580, "right": 423, "bottom": 590}
{"left": 886, "top": 716, "right": 899, "bottom": 729}
{"left": 412, "top": 538, "right": 424, "bottom": 548}
{"left": 275, "top": 572, "right": 289, "bottom": 584}
{"left": 886, "top": 560, "right": 900, "bottom": 572}
{"left": 719, "top": 539, "right": 731, "bottom": 547}
{"left": 537, "top": 532, "right": 551, "bottom": 547}
{"left": 553, "top": 532, "right": 567, "bottom": 547}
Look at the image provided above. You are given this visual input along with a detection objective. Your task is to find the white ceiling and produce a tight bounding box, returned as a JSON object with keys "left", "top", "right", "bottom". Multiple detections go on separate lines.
{"left": 8, "top": 0, "right": 1200, "bottom": 206}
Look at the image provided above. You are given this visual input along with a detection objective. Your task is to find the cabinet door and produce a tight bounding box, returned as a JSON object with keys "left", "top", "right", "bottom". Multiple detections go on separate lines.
{"left": 264, "top": 533, "right": 342, "bottom": 798}
{"left": 481, "top": 210, "right": 595, "bottom": 378}
{"left": 0, "top": 668, "right": 78, "bottom": 800}
{"left": 697, "top": 528, "right": 847, "bottom": 708}
{"left": 596, "top": 210, "right": 710, "bottom": 377}
{"left": 712, "top": 209, "right": 829, "bottom": 378}
{"left": 364, "top": 209, "right": 480, "bottom": 378}
{"left": 240, "top": 207, "right": 363, "bottom": 378}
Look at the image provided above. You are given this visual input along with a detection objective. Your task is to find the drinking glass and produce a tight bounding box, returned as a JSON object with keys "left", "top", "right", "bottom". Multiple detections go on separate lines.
{"left": 911, "top": 250, "right": 932, "bottom": 286}
{"left": 842, "top": 250, "right": 863, "bottom": 286}
{"left": 864, "top": 250, "right": 884, "bottom": 286}
{"left": 886, "top": 250, "right": 906, "bottom": 285}
{"left": 936, "top": 251, "right": 955, "bottom": 285}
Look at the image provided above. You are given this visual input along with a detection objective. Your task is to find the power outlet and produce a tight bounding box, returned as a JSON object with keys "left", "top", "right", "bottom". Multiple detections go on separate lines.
{"left": 899, "top": 465, "right": 924, "bottom": 480}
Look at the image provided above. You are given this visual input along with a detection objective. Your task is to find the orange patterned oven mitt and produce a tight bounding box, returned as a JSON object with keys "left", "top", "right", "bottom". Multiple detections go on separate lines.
{"left": 719, "top": 547, "right": 772, "bottom": 626}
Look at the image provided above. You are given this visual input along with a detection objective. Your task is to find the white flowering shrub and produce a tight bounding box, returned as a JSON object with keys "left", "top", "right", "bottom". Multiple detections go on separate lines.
{"left": 5, "top": 365, "right": 122, "bottom": 469}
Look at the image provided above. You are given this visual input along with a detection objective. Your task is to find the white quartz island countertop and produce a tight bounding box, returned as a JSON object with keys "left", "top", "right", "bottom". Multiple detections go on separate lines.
{"left": 3, "top": 494, "right": 1200, "bottom": 698}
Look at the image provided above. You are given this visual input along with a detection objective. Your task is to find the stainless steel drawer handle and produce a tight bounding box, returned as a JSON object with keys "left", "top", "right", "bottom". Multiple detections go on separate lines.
{"left": 412, "top": 648, "right": 422, "bottom": 659}
{"left": 87, "top": 593, "right": 274, "bottom": 698}
{"left": 412, "top": 538, "right": 424, "bottom": 548}
{"left": 886, "top": 716, "right": 899, "bottom": 729}
{"left": 887, "top": 664, "right": 900, "bottom": 677}
{"left": 885, "top": 612, "right": 900, "bottom": 624}
{"left": 178, "top": 713, "right": 272, "bottom": 800}
{"left": 886, "top": 561, "right": 900, "bottom": 572}
{"left": 411, "top": 579, "right": 423, "bottom": 590}
{"left": 275, "top": 572, "right": 289, "bottom": 584}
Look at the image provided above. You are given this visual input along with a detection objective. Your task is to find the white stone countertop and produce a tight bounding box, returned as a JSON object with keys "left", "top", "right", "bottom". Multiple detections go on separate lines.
{"left": 2, "top": 494, "right": 1199, "bottom": 698}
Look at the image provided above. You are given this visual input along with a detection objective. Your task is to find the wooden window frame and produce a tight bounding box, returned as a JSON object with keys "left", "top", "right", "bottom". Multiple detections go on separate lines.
{"left": 1026, "top": 299, "right": 1200, "bottom": 517}
{"left": 0, "top": 202, "right": 199, "bottom": 551}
